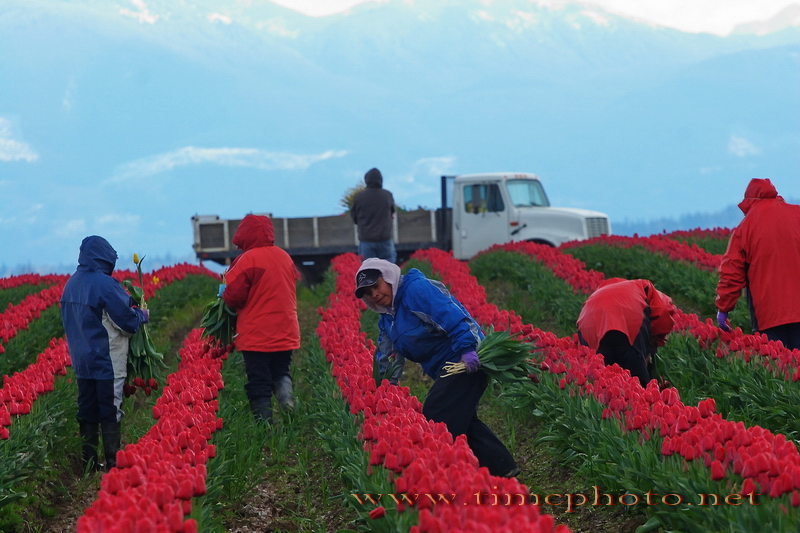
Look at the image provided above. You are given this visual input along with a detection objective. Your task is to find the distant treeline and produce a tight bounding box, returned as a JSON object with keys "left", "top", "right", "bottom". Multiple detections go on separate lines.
{"left": 613, "top": 198, "right": 800, "bottom": 237}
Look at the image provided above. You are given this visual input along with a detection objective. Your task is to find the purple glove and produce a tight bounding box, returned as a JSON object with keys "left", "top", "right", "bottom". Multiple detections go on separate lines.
{"left": 461, "top": 350, "right": 480, "bottom": 373}
{"left": 141, "top": 308, "right": 150, "bottom": 324}
{"left": 716, "top": 311, "right": 730, "bottom": 332}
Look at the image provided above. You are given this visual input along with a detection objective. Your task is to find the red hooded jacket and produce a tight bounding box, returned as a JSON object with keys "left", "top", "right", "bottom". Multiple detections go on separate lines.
{"left": 222, "top": 214, "right": 300, "bottom": 352}
{"left": 577, "top": 278, "right": 675, "bottom": 351}
{"left": 716, "top": 178, "right": 800, "bottom": 331}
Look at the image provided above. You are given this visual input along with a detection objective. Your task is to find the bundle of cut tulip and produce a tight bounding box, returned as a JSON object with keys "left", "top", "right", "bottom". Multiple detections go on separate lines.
{"left": 124, "top": 254, "right": 166, "bottom": 396}
{"left": 441, "top": 328, "right": 539, "bottom": 382}
{"left": 200, "top": 297, "right": 237, "bottom": 348}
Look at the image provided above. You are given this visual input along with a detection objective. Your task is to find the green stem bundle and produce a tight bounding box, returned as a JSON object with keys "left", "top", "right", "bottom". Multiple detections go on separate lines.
{"left": 441, "top": 328, "right": 538, "bottom": 383}
{"left": 200, "top": 297, "right": 238, "bottom": 348}
{"left": 124, "top": 254, "right": 166, "bottom": 394}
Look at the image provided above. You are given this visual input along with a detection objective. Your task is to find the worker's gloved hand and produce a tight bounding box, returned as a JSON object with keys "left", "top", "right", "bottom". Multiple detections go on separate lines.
{"left": 716, "top": 311, "right": 730, "bottom": 332}
{"left": 141, "top": 309, "right": 150, "bottom": 323}
{"left": 217, "top": 284, "right": 226, "bottom": 298}
{"left": 461, "top": 350, "right": 480, "bottom": 373}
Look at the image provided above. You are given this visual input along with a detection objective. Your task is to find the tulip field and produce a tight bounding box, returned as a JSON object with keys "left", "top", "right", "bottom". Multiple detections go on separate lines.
{"left": 2, "top": 228, "right": 800, "bottom": 532}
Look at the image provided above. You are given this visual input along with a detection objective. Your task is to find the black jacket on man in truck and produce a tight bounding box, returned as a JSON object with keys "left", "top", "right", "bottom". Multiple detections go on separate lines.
{"left": 351, "top": 167, "right": 396, "bottom": 263}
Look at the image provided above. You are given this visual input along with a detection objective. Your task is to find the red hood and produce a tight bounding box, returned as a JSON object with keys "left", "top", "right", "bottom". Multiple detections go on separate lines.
{"left": 598, "top": 277, "right": 627, "bottom": 289}
{"left": 232, "top": 214, "right": 275, "bottom": 252}
{"left": 738, "top": 178, "right": 778, "bottom": 215}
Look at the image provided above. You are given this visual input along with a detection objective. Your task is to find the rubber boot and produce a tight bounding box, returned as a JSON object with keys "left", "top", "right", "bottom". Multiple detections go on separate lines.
{"left": 100, "top": 421, "right": 121, "bottom": 471}
{"left": 249, "top": 397, "right": 273, "bottom": 423}
{"left": 273, "top": 375, "right": 295, "bottom": 412}
{"left": 79, "top": 420, "right": 102, "bottom": 471}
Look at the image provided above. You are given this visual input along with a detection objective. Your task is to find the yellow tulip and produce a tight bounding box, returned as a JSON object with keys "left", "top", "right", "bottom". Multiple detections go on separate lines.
{"left": 133, "top": 253, "right": 140, "bottom": 265}
{"left": 152, "top": 276, "right": 160, "bottom": 285}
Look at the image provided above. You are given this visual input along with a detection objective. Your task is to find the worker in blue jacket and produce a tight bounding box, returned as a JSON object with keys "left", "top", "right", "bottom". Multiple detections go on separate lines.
{"left": 355, "top": 257, "right": 519, "bottom": 478}
{"left": 60, "top": 236, "right": 149, "bottom": 471}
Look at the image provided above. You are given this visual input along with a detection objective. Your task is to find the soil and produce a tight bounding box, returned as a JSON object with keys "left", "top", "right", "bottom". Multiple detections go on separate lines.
{"left": 222, "top": 482, "right": 295, "bottom": 533}
{"left": 24, "top": 458, "right": 103, "bottom": 533}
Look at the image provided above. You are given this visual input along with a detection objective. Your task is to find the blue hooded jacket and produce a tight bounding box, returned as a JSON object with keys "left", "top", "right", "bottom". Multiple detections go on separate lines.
{"left": 60, "top": 236, "right": 146, "bottom": 380}
{"left": 375, "top": 269, "right": 483, "bottom": 379}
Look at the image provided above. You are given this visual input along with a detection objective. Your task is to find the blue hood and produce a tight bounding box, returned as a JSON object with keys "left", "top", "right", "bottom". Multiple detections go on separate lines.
{"left": 78, "top": 236, "right": 117, "bottom": 275}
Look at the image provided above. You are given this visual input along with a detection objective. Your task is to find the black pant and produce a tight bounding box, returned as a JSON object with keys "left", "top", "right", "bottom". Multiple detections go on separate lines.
{"left": 241, "top": 350, "right": 293, "bottom": 401}
{"left": 77, "top": 378, "right": 119, "bottom": 424}
{"left": 422, "top": 369, "right": 517, "bottom": 477}
{"left": 594, "top": 330, "right": 650, "bottom": 388}
{"left": 761, "top": 322, "right": 800, "bottom": 351}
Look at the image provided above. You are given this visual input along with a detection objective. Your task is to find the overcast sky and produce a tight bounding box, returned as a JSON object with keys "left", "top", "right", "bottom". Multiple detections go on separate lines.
{"left": 1, "top": 0, "right": 797, "bottom": 274}
{"left": 271, "top": 0, "right": 798, "bottom": 35}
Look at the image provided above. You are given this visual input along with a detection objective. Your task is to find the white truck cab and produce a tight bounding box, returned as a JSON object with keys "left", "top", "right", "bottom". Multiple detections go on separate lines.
{"left": 449, "top": 173, "right": 611, "bottom": 259}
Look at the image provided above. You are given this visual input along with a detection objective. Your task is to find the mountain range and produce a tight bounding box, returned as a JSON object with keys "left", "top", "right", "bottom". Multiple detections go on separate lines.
{"left": 0, "top": 0, "right": 798, "bottom": 274}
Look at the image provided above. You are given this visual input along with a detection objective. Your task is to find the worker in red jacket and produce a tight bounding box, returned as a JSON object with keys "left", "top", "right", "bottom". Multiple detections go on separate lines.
{"left": 716, "top": 178, "right": 800, "bottom": 350}
{"left": 577, "top": 278, "right": 675, "bottom": 387}
{"left": 220, "top": 214, "right": 301, "bottom": 423}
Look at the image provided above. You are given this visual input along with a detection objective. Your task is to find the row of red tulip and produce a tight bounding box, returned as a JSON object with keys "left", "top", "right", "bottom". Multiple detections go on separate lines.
{"left": 0, "top": 273, "right": 67, "bottom": 290}
{"left": 673, "top": 311, "right": 800, "bottom": 382}
{"left": 112, "top": 263, "right": 221, "bottom": 301}
{"left": 0, "top": 337, "right": 70, "bottom": 439}
{"left": 77, "top": 329, "right": 228, "bottom": 533}
{"left": 0, "top": 277, "right": 68, "bottom": 347}
{"left": 1, "top": 264, "right": 217, "bottom": 350}
{"left": 661, "top": 228, "right": 733, "bottom": 242}
{"left": 412, "top": 246, "right": 800, "bottom": 505}
{"left": 481, "top": 241, "right": 603, "bottom": 295}
{"left": 1, "top": 273, "right": 76, "bottom": 438}
{"left": 317, "top": 253, "right": 571, "bottom": 533}
{"left": 560, "top": 233, "right": 722, "bottom": 272}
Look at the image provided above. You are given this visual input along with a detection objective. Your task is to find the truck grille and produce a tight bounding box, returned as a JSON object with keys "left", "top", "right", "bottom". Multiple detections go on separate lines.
{"left": 586, "top": 217, "right": 610, "bottom": 238}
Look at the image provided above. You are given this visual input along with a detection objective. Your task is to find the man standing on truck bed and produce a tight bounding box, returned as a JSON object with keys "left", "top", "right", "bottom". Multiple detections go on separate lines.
{"left": 351, "top": 167, "right": 396, "bottom": 263}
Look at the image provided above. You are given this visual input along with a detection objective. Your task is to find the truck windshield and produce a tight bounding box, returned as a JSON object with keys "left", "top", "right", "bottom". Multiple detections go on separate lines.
{"left": 506, "top": 179, "right": 550, "bottom": 207}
